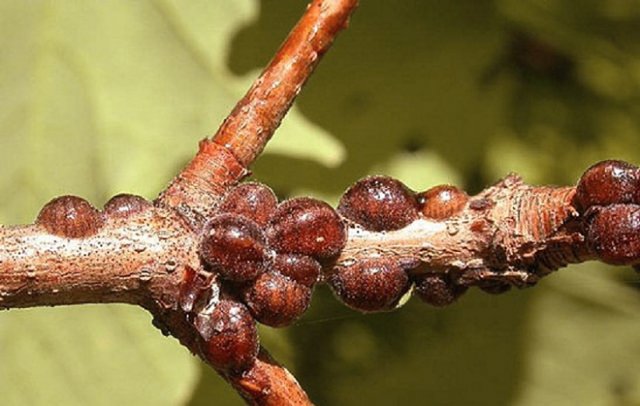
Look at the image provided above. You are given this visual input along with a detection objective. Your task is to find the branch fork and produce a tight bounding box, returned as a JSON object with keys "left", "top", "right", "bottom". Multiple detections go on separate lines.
{"left": 2, "top": 1, "right": 639, "bottom": 405}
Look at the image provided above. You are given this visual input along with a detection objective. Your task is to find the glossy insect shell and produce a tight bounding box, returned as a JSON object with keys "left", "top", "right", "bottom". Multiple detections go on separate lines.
{"left": 587, "top": 203, "right": 640, "bottom": 265}
{"left": 36, "top": 195, "right": 103, "bottom": 238}
{"left": 575, "top": 160, "right": 640, "bottom": 211}
{"left": 267, "top": 197, "right": 346, "bottom": 259}
{"left": 218, "top": 182, "right": 278, "bottom": 226}
{"left": 328, "top": 257, "right": 410, "bottom": 312}
{"left": 338, "top": 176, "right": 419, "bottom": 231}
{"left": 200, "top": 214, "right": 267, "bottom": 282}
{"left": 195, "top": 300, "right": 259, "bottom": 373}
{"left": 243, "top": 271, "right": 312, "bottom": 327}
{"left": 272, "top": 254, "right": 321, "bottom": 288}
{"left": 418, "top": 185, "right": 468, "bottom": 220}
{"left": 103, "top": 194, "right": 152, "bottom": 218}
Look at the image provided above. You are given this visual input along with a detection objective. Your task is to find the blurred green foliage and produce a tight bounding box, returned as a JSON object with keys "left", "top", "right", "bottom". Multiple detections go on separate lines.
{"left": 1, "top": 0, "right": 640, "bottom": 405}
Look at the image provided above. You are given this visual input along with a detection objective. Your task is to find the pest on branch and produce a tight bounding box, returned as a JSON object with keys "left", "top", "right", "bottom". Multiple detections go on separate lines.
{"left": 2, "top": 0, "right": 639, "bottom": 405}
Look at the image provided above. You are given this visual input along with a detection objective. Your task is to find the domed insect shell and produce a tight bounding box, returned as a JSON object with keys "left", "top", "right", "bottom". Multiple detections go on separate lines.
{"left": 327, "top": 256, "right": 411, "bottom": 312}
{"left": 272, "top": 253, "right": 321, "bottom": 288}
{"left": 412, "top": 272, "right": 468, "bottom": 307}
{"left": 36, "top": 195, "right": 104, "bottom": 238}
{"left": 194, "top": 299, "right": 259, "bottom": 373}
{"left": 103, "top": 194, "right": 152, "bottom": 218}
{"left": 586, "top": 203, "right": 640, "bottom": 265}
{"left": 418, "top": 185, "right": 468, "bottom": 220}
{"left": 218, "top": 182, "right": 278, "bottom": 226}
{"left": 200, "top": 214, "right": 268, "bottom": 282}
{"left": 242, "top": 270, "right": 313, "bottom": 327}
{"left": 266, "top": 197, "right": 346, "bottom": 260}
{"left": 575, "top": 160, "right": 640, "bottom": 212}
{"left": 338, "top": 176, "right": 419, "bottom": 231}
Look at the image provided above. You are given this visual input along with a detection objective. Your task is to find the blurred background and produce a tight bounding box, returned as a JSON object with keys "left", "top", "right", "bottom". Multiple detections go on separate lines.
{"left": 1, "top": 0, "right": 640, "bottom": 404}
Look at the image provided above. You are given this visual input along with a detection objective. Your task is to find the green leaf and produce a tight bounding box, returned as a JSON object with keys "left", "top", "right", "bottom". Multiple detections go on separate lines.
{"left": 374, "top": 150, "right": 462, "bottom": 191}
{"left": 515, "top": 264, "right": 640, "bottom": 405}
{"left": 0, "top": 306, "right": 198, "bottom": 406}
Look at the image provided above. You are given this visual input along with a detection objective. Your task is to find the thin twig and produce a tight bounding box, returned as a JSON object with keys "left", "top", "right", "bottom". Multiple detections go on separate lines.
{"left": 158, "top": 0, "right": 360, "bottom": 229}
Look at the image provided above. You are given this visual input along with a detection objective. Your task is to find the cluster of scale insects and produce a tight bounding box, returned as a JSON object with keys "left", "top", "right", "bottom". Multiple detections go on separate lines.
{"left": 179, "top": 176, "right": 475, "bottom": 374}
{"left": 29, "top": 159, "right": 640, "bottom": 376}
{"left": 575, "top": 160, "right": 640, "bottom": 266}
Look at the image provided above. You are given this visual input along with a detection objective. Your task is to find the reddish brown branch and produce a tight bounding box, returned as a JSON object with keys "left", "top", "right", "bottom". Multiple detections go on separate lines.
{"left": 155, "top": 1, "right": 359, "bottom": 403}
{"left": 334, "top": 176, "right": 593, "bottom": 293}
{"left": 154, "top": 308, "right": 311, "bottom": 406}
{"left": 158, "top": 0, "right": 359, "bottom": 227}
{"left": 211, "top": 0, "right": 358, "bottom": 166}
{"left": 5, "top": 0, "right": 636, "bottom": 404}
{"left": 0, "top": 1, "right": 361, "bottom": 404}
{"left": 0, "top": 206, "right": 194, "bottom": 310}
{"left": 0, "top": 171, "right": 624, "bottom": 405}
{"left": 231, "top": 349, "right": 312, "bottom": 406}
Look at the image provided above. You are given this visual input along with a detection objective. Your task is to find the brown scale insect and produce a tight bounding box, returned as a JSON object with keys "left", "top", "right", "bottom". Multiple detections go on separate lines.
{"left": 418, "top": 185, "right": 468, "bottom": 220}
{"left": 587, "top": 204, "right": 640, "bottom": 265}
{"left": 575, "top": 160, "right": 640, "bottom": 211}
{"left": 200, "top": 214, "right": 267, "bottom": 282}
{"left": 218, "top": 182, "right": 278, "bottom": 226}
{"left": 36, "top": 195, "right": 103, "bottom": 238}
{"left": 271, "top": 254, "right": 321, "bottom": 288}
{"left": 194, "top": 299, "right": 259, "bottom": 373}
{"left": 103, "top": 194, "right": 151, "bottom": 218}
{"left": 267, "top": 197, "right": 346, "bottom": 259}
{"left": 338, "top": 176, "right": 419, "bottom": 231}
{"left": 242, "top": 270, "right": 312, "bottom": 327}
{"left": 327, "top": 257, "right": 410, "bottom": 312}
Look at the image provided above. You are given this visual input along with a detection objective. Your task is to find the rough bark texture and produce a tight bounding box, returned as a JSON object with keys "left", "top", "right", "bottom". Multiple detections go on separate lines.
{"left": 231, "top": 350, "right": 312, "bottom": 406}
{"left": 336, "top": 175, "right": 591, "bottom": 290}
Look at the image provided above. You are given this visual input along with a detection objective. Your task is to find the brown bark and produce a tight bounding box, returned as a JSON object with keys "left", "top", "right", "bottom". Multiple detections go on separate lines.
{"left": 0, "top": 206, "right": 193, "bottom": 310}
{"left": 334, "top": 175, "right": 593, "bottom": 291}
{"left": 0, "top": 176, "right": 597, "bottom": 405}
{"left": 231, "top": 350, "right": 312, "bottom": 406}
{"left": 0, "top": 179, "right": 591, "bottom": 311}
{"left": 0, "top": 0, "right": 622, "bottom": 405}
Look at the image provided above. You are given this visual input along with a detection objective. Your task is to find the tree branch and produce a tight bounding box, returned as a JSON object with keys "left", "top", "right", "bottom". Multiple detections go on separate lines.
{"left": 0, "top": 167, "right": 635, "bottom": 405}
{"left": 0, "top": 204, "right": 192, "bottom": 310}
{"left": 335, "top": 177, "right": 592, "bottom": 291}
{"left": 3, "top": 0, "right": 639, "bottom": 405}
{"left": 158, "top": 0, "right": 360, "bottom": 228}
